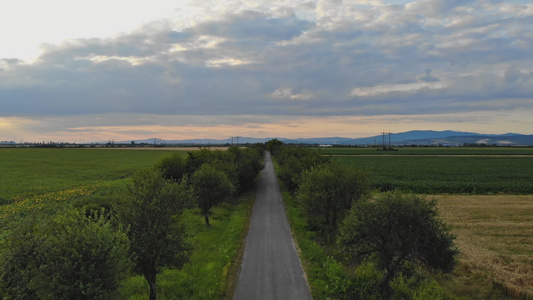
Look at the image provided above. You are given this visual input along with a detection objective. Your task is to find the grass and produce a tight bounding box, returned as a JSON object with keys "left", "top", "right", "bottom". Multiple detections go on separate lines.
{"left": 0, "top": 148, "right": 182, "bottom": 202}
{"left": 331, "top": 155, "right": 533, "bottom": 194}
{"left": 436, "top": 195, "right": 533, "bottom": 299}
{"left": 0, "top": 148, "right": 187, "bottom": 223}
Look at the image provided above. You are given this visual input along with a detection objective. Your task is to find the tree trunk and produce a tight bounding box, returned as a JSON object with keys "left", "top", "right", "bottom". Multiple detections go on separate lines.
{"left": 380, "top": 268, "right": 394, "bottom": 299}
{"left": 204, "top": 212, "right": 210, "bottom": 226}
{"left": 147, "top": 273, "right": 157, "bottom": 300}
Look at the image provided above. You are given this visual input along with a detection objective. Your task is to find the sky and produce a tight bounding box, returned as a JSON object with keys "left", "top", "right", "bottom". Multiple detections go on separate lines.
{"left": 1, "top": 0, "right": 532, "bottom": 142}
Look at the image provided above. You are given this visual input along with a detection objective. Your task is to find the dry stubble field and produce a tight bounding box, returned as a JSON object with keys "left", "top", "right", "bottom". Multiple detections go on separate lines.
{"left": 435, "top": 195, "right": 533, "bottom": 299}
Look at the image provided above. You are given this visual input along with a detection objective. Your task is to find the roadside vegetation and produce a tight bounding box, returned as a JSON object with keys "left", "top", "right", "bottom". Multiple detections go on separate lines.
{"left": 269, "top": 140, "right": 457, "bottom": 299}
{"left": 271, "top": 140, "right": 531, "bottom": 299}
{"left": 0, "top": 145, "right": 264, "bottom": 299}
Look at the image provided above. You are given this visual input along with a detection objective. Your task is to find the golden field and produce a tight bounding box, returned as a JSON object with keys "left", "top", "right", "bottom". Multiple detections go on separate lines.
{"left": 435, "top": 195, "right": 533, "bottom": 299}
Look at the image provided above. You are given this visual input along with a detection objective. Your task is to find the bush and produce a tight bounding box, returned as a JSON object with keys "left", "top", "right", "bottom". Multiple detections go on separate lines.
{"left": 0, "top": 210, "right": 131, "bottom": 300}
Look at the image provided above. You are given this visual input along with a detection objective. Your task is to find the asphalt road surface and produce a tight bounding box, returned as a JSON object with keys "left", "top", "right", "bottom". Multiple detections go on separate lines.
{"left": 234, "top": 152, "right": 312, "bottom": 300}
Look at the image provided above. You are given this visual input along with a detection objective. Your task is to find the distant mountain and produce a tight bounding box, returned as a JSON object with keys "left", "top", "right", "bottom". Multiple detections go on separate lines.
{"left": 121, "top": 130, "right": 533, "bottom": 146}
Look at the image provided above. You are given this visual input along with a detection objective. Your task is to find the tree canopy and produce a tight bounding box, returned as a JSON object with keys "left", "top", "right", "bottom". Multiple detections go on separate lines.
{"left": 297, "top": 163, "right": 370, "bottom": 240}
{"left": 338, "top": 192, "right": 458, "bottom": 298}
{"left": 0, "top": 210, "right": 131, "bottom": 300}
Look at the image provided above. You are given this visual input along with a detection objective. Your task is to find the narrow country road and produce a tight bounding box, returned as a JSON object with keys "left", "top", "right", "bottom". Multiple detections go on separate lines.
{"left": 234, "top": 152, "right": 312, "bottom": 300}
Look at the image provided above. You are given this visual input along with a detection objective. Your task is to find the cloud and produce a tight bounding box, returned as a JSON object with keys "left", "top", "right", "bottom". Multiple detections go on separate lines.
{"left": 350, "top": 82, "right": 447, "bottom": 97}
{"left": 1, "top": 0, "right": 533, "bottom": 141}
{"left": 270, "top": 87, "right": 313, "bottom": 100}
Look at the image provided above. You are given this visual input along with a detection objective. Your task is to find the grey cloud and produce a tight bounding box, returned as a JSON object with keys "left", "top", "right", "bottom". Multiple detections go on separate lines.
{"left": 1, "top": 1, "right": 532, "bottom": 120}
{"left": 188, "top": 10, "right": 312, "bottom": 41}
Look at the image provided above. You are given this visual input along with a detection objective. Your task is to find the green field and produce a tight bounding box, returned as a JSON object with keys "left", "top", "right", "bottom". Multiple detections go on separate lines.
{"left": 331, "top": 154, "right": 533, "bottom": 194}
{"left": 316, "top": 146, "right": 533, "bottom": 156}
{"left": 0, "top": 148, "right": 178, "bottom": 201}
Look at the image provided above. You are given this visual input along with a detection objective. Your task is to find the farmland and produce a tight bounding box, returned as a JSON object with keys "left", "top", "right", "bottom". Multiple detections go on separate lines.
{"left": 436, "top": 194, "right": 533, "bottom": 299}
{"left": 326, "top": 148, "right": 533, "bottom": 194}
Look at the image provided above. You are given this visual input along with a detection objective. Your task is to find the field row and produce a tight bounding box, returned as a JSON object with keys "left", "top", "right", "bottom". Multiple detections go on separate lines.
{"left": 317, "top": 147, "right": 533, "bottom": 156}
{"left": 332, "top": 155, "right": 533, "bottom": 194}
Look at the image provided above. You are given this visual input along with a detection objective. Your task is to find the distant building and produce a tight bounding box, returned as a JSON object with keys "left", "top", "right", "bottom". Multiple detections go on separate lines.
{"left": 319, "top": 144, "right": 332, "bottom": 148}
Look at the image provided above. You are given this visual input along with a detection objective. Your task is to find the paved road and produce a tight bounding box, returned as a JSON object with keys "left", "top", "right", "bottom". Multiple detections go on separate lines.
{"left": 234, "top": 152, "right": 312, "bottom": 300}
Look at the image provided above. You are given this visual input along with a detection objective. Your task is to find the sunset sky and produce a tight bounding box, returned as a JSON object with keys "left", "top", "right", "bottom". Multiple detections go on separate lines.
{"left": 1, "top": 0, "right": 532, "bottom": 142}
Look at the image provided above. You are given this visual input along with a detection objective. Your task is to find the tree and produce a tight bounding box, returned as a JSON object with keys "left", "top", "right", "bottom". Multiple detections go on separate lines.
{"left": 156, "top": 153, "right": 188, "bottom": 182}
{"left": 266, "top": 138, "right": 283, "bottom": 156}
{"left": 227, "top": 146, "right": 264, "bottom": 192}
{"left": 0, "top": 210, "right": 131, "bottom": 300}
{"left": 276, "top": 146, "right": 329, "bottom": 191}
{"left": 337, "top": 192, "right": 458, "bottom": 299}
{"left": 297, "top": 163, "right": 369, "bottom": 241}
{"left": 191, "top": 164, "right": 235, "bottom": 226}
{"left": 117, "top": 169, "right": 192, "bottom": 300}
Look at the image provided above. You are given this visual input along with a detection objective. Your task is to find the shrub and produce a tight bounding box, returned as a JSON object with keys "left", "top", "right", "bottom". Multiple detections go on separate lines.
{"left": 0, "top": 210, "right": 131, "bottom": 300}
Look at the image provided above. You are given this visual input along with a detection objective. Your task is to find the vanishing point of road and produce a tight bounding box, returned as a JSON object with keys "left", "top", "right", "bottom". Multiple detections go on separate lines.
{"left": 234, "top": 152, "right": 312, "bottom": 300}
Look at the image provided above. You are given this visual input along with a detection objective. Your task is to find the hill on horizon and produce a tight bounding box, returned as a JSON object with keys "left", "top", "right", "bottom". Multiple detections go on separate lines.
{"left": 123, "top": 130, "right": 533, "bottom": 146}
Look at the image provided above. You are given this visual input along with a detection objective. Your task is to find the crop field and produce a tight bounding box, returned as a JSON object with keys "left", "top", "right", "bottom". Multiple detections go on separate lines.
{"left": 0, "top": 148, "right": 180, "bottom": 200}
{"left": 317, "top": 146, "right": 533, "bottom": 156}
{"left": 436, "top": 195, "right": 533, "bottom": 299}
{"left": 331, "top": 154, "right": 533, "bottom": 194}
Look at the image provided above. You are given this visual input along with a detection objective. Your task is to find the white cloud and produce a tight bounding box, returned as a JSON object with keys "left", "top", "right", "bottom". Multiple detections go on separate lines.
{"left": 350, "top": 82, "right": 448, "bottom": 97}
{"left": 270, "top": 88, "right": 313, "bottom": 100}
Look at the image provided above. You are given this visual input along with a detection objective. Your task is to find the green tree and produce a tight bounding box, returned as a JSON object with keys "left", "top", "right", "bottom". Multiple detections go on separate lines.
{"left": 0, "top": 210, "right": 131, "bottom": 300}
{"left": 338, "top": 192, "right": 458, "bottom": 299}
{"left": 191, "top": 164, "right": 235, "bottom": 226}
{"left": 266, "top": 138, "right": 283, "bottom": 156}
{"left": 156, "top": 153, "right": 188, "bottom": 182}
{"left": 276, "top": 146, "right": 329, "bottom": 191}
{"left": 117, "top": 169, "right": 192, "bottom": 300}
{"left": 227, "top": 146, "right": 264, "bottom": 192}
{"left": 297, "top": 163, "right": 369, "bottom": 241}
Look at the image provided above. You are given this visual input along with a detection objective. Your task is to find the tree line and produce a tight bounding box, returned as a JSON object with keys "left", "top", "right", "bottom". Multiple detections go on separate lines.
{"left": 0, "top": 145, "right": 264, "bottom": 300}
{"left": 267, "top": 139, "right": 458, "bottom": 299}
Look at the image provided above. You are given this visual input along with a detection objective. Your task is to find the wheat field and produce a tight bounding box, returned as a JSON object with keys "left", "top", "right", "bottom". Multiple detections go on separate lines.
{"left": 435, "top": 195, "right": 533, "bottom": 299}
